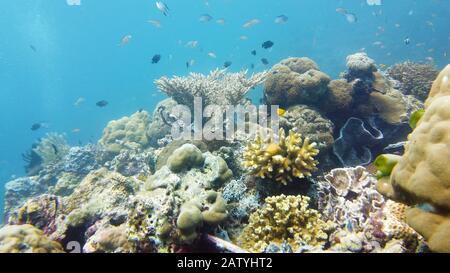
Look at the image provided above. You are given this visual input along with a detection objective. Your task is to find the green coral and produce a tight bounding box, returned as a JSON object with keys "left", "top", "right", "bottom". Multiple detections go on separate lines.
{"left": 409, "top": 109, "right": 425, "bottom": 129}
{"left": 167, "top": 144, "right": 205, "bottom": 173}
{"left": 243, "top": 128, "right": 319, "bottom": 185}
{"left": 374, "top": 154, "right": 402, "bottom": 179}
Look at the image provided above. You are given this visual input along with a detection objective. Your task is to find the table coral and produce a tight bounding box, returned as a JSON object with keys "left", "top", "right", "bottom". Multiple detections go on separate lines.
{"left": 238, "top": 195, "right": 334, "bottom": 252}
{"left": 243, "top": 128, "right": 319, "bottom": 185}
{"left": 377, "top": 65, "right": 450, "bottom": 253}
{"left": 99, "top": 111, "right": 151, "bottom": 154}
{"left": 155, "top": 68, "right": 268, "bottom": 108}
{"left": 0, "top": 224, "right": 64, "bottom": 253}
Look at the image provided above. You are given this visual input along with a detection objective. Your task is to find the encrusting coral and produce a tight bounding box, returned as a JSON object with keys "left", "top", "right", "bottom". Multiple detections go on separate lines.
{"left": 0, "top": 224, "right": 64, "bottom": 253}
{"left": 243, "top": 128, "right": 319, "bottom": 185}
{"left": 387, "top": 61, "right": 439, "bottom": 101}
{"left": 377, "top": 65, "right": 450, "bottom": 253}
{"left": 155, "top": 68, "right": 268, "bottom": 108}
{"left": 238, "top": 195, "right": 335, "bottom": 252}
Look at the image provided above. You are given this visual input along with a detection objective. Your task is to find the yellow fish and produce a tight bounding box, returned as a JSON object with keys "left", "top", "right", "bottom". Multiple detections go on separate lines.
{"left": 277, "top": 108, "right": 286, "bottom": 117}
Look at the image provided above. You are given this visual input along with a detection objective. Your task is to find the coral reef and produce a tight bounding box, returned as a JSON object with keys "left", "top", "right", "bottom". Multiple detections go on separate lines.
{"left": 99, "top": 111, "right": 151, "bottom": 154}
{"left": 147, "top": 98, "right": 179, "bottom": 147}
{"left": 333, "top": 118, "right": 383, "bottom": 166}
{"left": 279, "top": 105, "right": 334, "bottom": 150}
{"left": 321, "top": 79, "right": 354, "bottom": 114}
{"left": 33, "top": 133, "right": 70, "bottom": 166}
{"left": 155, "top": 69, "right": 268, "bottom": 108}
{"left": 3, "top": 177, "right": 47, "bottom": 222}
{"left": 387, "top": 61, "right": 439, "bottom": 101}
{"left": 0, "top": 224, "right": 64, "bottom": 253}
{"left": 317, "top": 166, "right": 384, "bottom": 229}
{"left": 345, "top": 52, "right": 377, "bottom": 80}
{"left": 243, "top": 128, "right": 319, "bottom": 185}
{"left": 238, "top": 195, "right": 335, "bottom": 252}
{"left": 264, "top": 57, "right": 331, "bottom": 108}
{"left": 377, "top": 65, "right": 450, "bottom": 253}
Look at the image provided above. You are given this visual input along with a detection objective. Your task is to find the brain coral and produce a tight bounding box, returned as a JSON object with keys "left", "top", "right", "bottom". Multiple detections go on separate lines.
{"left": 264, "top": 57, "right": 331, "bottom": 107}
{"left": 377, "top": 65, "right": 450, "bottom": 253}
{"left": 279, "top": 105, "right": 334, "bottom": 150}
{"left": 238, "top": 195, "right": 334, "bottom": 252}
{"left": 243, "top": 128, "right": 319, "bottom": 185}
{"left": 99, "top": 111, "right": 151, "bottom": 153}
{"left": 0, "top": 224, "right": 64, "bottom": 253}
{"left": 388, "top": 61, "right": 439, "bottom": 101}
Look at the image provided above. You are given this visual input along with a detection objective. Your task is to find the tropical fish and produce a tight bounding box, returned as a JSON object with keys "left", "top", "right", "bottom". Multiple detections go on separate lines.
{"left": 277, "top": 108, "right": 286, "bottom": 117}
{"left": 207, "top": 52, "right": 217, "bottom": 58}
{"left": 243, "top": 19, "right": 260, "bottom": 28}
{"left": 199, "top": 14, "right": 213, "bottom": 22}
{"left": 261, "top": 58, "right": 269, "bottom": 65}
{"left": 262, "top": 40, "right": 274, "bottom": 49}
{"left": 96, "top": 100, "right": 109, "bottom": 107}
{"left": 216, "top": 18, "right": 226, "bottom": 25}
{"left": 239, "top": 35, "right": 249, "bottom": 41}
{"left": 366, "top": 0, "right": 382, "bottom": 6}
{"left": 147, "top": 19, "right": 162, "bottom": 28}
{"left": 119, "top": 35, "right": 132, "bottom": 46}
{"left": 404, "top": 37, "right": 410, "bottom": 45}
{"left": 74, "top": 97, "right": 85, "bottom": 107}
{"left": 152, "top": 54, "right": 161, "bottom": 64}
{"left": 251, "top": 50, "right": 256, "bottom": 56}
{"left": 66, "top": 0, "right": 81, "bottom": 6}
{"left": 31, "top": 123, "right": 42, "bottom": 131}
{"left": 29, "top": 45, "right": 37, "bottom": 52}
{"left": 185, "top": 40, "right": 199, "bottom": 48}
{"left": 156, "top": 1, "right": 169, "bottom": 16}
{"left": 274, "top": 15, "right": 288, "bottom": 24}
{"left": 224, "top": 61, "right": 232, "bottom": 68}
{"left": 72, "top": 128, "right": 81, "bottom": 134}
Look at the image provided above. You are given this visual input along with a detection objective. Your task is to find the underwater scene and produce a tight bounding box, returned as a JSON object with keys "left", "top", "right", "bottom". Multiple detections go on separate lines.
{"left": 0, "top": 0, "right": 449, "bottom": 254}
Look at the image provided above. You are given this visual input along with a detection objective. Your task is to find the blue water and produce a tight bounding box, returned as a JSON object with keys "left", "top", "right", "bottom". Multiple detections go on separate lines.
{"left": 0, "top": 0, "right": 449, "bottom": 221}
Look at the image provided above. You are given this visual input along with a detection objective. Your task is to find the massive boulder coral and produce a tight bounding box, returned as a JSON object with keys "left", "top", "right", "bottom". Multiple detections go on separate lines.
{"left": 387, "top": 61, "right": 439, "bottom": 101}
{"left": 377, "top": 65, "right": 450, "bottom": 253}
{"left": 99, "top": 111, "right": 151, "bottom": 154}
{"left": 0, "top": 224, "right": 64, "bottom": 253}
{"left": 345, "top": 52, "right": 377, "bottom": 80}
{"left": 238, "top": 195, "right": 335, "bottom": 252}
{"left": 321, "top": 79, "right": 354, "bottom": 114}
{"left": 264, "top": 57, "right": 331, "bottom": 108}
{"left": 279, "top": 105, "right": 334, "bottom": 150}
{"left": 134, "top": 144, "right": 232, "bottom": 248}
{"left": 147, "top": 98, "right": 179, "bottom": 147}
{"left": 243, "top": 128, "right": 319, "bottom": 185}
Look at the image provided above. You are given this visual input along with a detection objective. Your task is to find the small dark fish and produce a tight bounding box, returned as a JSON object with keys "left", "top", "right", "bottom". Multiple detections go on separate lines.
{"left": 31, "top": 123, "right": 41, "bottom": 131}
{"left": 186, "top": 61, "right": 190, "bottom": 69}
{"left": 250, "top": 63, "right": 255, "bottom": 69}
{"left": 96, "top": 100, "right": 109, "bottom": 107}
{"left": 152, "top": 54, "right": 161, "bottom": 64}
{"left": 251, "top": 50, "right": 256, "bottom": 56}
{"left": 30, "top": 45, "right": 37, "bottom": 52}
{"left": 51, "top": 144, "right": 58, "bottom": 155}
{"left": 261, "top": 58, "right": 269, "bottom": 65}
{"left": 404, "top": 37, "right": 410, "bottom": 45}
{"left": 262, "top": 40, "right": 274, "bottom": 49}
{"left": 224, "top": 61, "right": 232, "bottom": 68}
{"left": 138, "top": 108, "right": 144, "bottom": 113}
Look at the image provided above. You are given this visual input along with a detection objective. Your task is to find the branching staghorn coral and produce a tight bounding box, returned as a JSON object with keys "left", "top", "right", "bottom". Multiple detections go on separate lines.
{"left": 238, "top": 195, "right": 334, "bottom": 252}
{"left": 33, "top": 133, "right": 70, "bottom": 166}
{"left": 155, "top": 68, "right": 268, "bottom": 107}
{"left": 243, "top": 128, "right": 319, "bottom": 185}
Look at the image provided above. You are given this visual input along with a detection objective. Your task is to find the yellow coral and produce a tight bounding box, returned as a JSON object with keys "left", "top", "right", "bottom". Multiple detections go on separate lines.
{"left": 0, "top": 224, "right": 64, "bottom": 253}
{"left": 377, "top": 65, "right": 450, "bottom": 253}
{"left": 238, "top": 195, "right": 334, "bottom": 252}
{"left": 243, "top": 128, "right": 319, "bottom": 185}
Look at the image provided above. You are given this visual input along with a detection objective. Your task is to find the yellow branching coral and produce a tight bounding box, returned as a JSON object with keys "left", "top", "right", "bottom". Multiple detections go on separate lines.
{"left": 238, "top": 195, "right": 334, "bottom": 252}
{"left": 243, "top": 128, "right": 319, "bottom": 185}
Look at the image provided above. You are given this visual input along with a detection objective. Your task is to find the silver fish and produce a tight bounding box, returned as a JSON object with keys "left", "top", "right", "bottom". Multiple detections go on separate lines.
{"left": 156, "top": 1, "right": 169, "bottom": 16}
